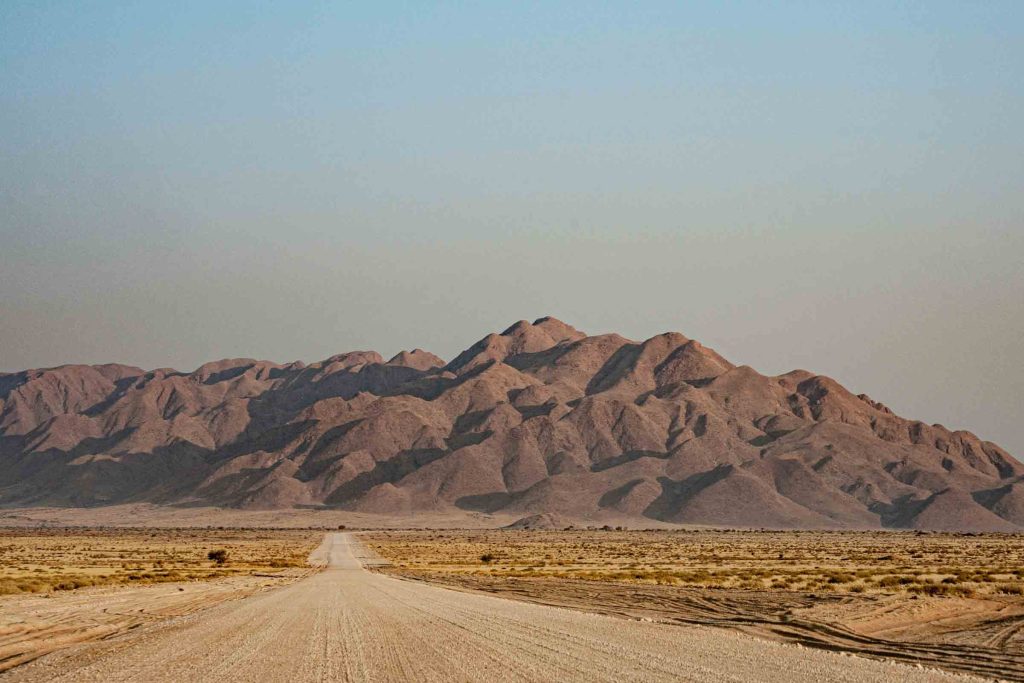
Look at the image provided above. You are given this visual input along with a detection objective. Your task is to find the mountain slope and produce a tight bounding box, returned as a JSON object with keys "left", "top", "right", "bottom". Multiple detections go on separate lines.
{"left": 1, "top": 318, "right": 1020, "bottom": 530}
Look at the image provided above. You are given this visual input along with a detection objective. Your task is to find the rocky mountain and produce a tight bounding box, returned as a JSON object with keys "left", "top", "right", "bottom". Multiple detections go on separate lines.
{"left": 1, "top": 318, "right": 1021, "bottom": 531}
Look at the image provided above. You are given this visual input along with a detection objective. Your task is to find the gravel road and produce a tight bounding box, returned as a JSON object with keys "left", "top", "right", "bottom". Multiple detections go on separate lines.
{"left": 2, "top": 534, "right": 973, "bottom": 682}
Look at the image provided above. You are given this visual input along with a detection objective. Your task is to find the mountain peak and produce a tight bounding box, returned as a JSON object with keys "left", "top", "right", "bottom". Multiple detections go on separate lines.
{"left": 446, "top": 318, "right": 585, "bottom": 374}
{"left": 387, "top": 349, "right": 445, "bottom": 371}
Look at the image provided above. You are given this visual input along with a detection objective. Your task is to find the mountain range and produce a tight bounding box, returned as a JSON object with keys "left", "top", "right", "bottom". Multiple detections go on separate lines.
{"left": 2, "top": 317, "right": 1021, "bottom": 531}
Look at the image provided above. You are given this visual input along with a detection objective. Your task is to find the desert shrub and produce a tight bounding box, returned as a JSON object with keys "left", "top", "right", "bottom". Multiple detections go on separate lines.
{"left": 907, "top": 583, "right": 974, "bottom": 598}
{"left": 18, "top": 580, "right": 50, "bottom": 592}
{"left": 208, "top": 549, "right": 229, "bottom": 565}
{"left": 479, "top": 553, "right": 495, "bottom": 563}
{"left": 269, "top": 559, "right": 301, "bottom": 568}
{"left": 827, "top": 573, "right": 855, "bottom": 584}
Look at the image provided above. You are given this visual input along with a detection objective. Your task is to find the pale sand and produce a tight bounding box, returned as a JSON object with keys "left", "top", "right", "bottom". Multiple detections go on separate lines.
{"left": 2, "top": 534, "right": 976, "bottom": 682}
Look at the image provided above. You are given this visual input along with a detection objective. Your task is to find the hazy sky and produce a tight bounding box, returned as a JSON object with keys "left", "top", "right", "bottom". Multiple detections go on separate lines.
{"left": 2, "top": 2, "right": 1022, "bottom": 455}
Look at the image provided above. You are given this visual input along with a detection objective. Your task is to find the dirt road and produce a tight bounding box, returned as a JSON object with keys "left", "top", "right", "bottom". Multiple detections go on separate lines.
{"left": 2, "top": 534, "right": 975, "bottom": 682}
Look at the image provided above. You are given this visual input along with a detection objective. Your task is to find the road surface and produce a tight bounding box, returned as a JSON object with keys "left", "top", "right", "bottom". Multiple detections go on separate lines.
{"left": 3, "top": 534, "right": 970, "bottom": 682}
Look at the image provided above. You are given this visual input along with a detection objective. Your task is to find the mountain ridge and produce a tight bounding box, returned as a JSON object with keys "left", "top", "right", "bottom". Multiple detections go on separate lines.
{"left": 1, "top": 318, "right": 1020, "bottom": 531}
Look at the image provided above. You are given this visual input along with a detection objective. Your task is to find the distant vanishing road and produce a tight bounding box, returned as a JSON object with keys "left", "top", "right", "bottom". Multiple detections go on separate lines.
{"left": 4, "top": 534, "right": 968, "bottom": 683}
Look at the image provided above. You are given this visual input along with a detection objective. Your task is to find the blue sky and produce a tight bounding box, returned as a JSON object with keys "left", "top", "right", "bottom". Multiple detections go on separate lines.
{"left": 1, "top": 2, "right": 1022, "bottom": 454}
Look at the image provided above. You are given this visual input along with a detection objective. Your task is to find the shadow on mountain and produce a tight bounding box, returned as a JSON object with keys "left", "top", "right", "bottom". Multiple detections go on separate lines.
{"left": 643, "top": 465, "right": 734, "bottom": 521}
{"left": 591, "top": 450, "right": 670, "bottom": 472}
{"left": 455, "top": 491, "right": 516, "bottom": 513}
{"left": 325, "top": 448, "right": 447, "bottom": 507}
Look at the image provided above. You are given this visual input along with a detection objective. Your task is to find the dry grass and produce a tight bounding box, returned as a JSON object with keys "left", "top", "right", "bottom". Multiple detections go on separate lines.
{"left": 0, "top": 527, "right": 321, "bottom": 595}
{"left": 364, "top": 529, "right": 1024, "bottom": 597}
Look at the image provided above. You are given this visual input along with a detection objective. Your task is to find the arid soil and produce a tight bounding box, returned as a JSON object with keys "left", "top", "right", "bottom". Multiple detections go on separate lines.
{"left": 0, "top": 570, "right": 316, "bottom": 673}
{"left": 0, "top": 534, "right": 975, "bottom": 682}
{"left": 0, "top": 528, "right": 320, "bottom": 671}
{"left": 3, "top": 318, "right": 1021, "bottom": 531}
{"left": 0, "top": 528, "right": 321, "bottom": 594}
{"left": 366, "top": 529, "right": 1024, "bottom": 681}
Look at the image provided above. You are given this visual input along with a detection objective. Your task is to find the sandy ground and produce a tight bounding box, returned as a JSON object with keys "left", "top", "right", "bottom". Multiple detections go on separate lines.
{"left": 0, "top": 568, "right": 314, "bottom": 672}
{"left": 1, "top": 534, "right": 978, "bottom": 683}
{"left": 392, "top": 571, "right": 1023, "bottom": 681}
{"left": 362, "top": 528, "right": 1024, "bottom": 679}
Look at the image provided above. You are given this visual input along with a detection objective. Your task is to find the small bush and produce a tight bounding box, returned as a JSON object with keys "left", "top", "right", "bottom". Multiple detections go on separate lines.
{"left": 208, "top": 549, "right": 229, "bottom": 565}
{"left": 269, "top": 559, "right": 301, "bottom": 568}
{"left": 479, "top": 553, "right": 495, "bottom": 563}
{"left": 907, "top": 583, "right": 974, "bottom": 598}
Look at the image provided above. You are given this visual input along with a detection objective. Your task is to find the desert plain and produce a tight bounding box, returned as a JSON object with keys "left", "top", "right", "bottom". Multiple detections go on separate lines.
{"left": 367, "top": 528, "right": 1024, "bottom": 679}
{"left": 0, "top": 524, "right": 1021, "bottom": 681}
{"left": 0, "top": 527, "right": 321, "bottom": 672}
